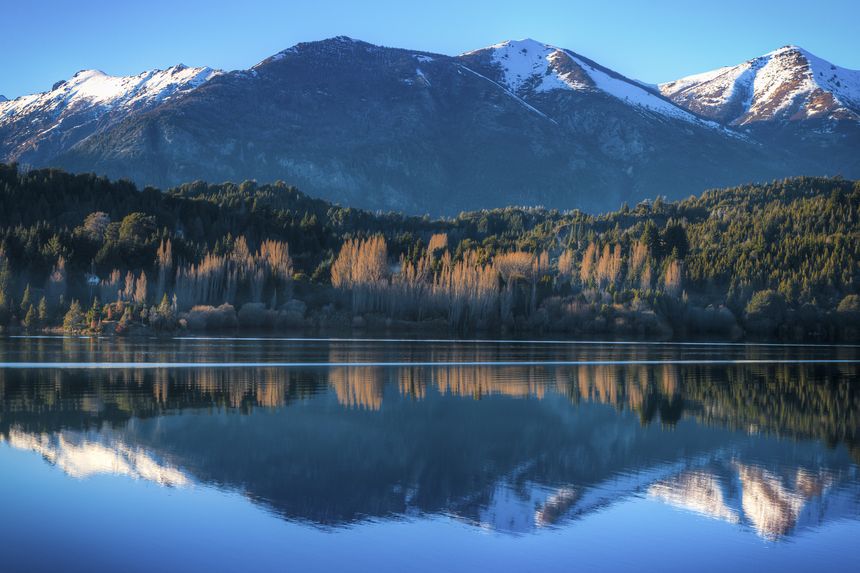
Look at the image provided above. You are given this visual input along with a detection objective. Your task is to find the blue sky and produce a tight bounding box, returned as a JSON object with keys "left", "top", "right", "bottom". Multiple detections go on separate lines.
{"left": 2, "top": 0, "right": 859, "bottom": 99}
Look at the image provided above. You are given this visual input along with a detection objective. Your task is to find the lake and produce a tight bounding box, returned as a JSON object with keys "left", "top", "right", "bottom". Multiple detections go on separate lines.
{"left": 0, "top": 336, "right": 858, "bottom": 572}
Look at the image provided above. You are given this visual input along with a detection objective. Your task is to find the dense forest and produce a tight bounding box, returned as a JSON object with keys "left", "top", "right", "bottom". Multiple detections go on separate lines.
{"left": 0, "top": 163, "right": 857, "bottom": 339}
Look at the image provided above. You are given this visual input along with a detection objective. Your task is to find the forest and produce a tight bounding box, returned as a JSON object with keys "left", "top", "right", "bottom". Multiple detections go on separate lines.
{"left": 0, "top": 163, "right": 857, "bottom": 340}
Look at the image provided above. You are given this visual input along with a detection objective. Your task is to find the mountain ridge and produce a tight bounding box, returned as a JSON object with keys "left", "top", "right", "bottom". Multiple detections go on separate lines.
{"left": 459, "top": 38, "right": 715, "bottom": 126}
{"left": 1, "top": 36, "right": 857, "bottom": 214}
{"left": 0, "top": 63, "right": 220, "bottom": 169}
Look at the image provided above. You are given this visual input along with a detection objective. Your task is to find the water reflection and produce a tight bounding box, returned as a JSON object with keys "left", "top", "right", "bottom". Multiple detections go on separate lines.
{"left": 0, "top": 337, "right": 858, "bottom": 545}
{"left": 2, "top": 351, "right": 855, "bottom": 450}
{"left": 649, "top": 461, "right": 859, "bottom": 540}
{"left": 1, "top": 428, "right": 188, "bottom": 486}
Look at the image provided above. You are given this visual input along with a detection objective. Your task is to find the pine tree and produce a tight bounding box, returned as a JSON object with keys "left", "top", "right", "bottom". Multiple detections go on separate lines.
{"left": 47, "top": 257, "right": 67, "bottom": 306}
{"left": 22, "top": 305, "right": 37, "bottom": 331}
{"left": 19, "top": 284, "right": 32, "bottom": 316}
{"left": 37, "top": 296, "right": 48, "bottom": 324}
{"left": 86, "top": 297, "right": 101, "bottom": 329}
{"left": 63, "top": 300, "right": 85, "bottom": 333}
{"left": 641, "top": 220, "right": 661, "bottom": 259}
{"left": 119, "top": 307, "right": 133, "bottom": 328}
{"left": 158, "top": 293, "right": 174, "bottom": 322}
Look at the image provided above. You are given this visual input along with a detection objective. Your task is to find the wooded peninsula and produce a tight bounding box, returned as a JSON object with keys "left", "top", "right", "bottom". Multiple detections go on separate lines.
{"left": 0, "top": 163, "right": 857, "bottom": 340}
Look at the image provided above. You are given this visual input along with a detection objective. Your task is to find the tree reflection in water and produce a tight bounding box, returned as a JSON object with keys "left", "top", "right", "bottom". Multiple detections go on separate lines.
{"left": 0, "top": 337, "right": 857, "bottom": 539}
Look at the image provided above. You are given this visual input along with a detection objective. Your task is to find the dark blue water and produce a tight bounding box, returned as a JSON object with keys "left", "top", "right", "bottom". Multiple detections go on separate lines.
{"left": 0, "top": 337, "right": 858, "bottom": 572}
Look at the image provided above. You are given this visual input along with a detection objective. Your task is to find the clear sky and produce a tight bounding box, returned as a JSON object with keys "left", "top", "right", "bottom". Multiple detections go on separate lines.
{"left": 2, "top": 0, "right": 859, "bottom": 99}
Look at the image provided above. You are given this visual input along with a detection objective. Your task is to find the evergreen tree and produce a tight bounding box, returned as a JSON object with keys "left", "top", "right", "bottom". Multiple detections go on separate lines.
{"left": 86, "top": 297, "right": 101, "bottom": 329}
{"left": 63, "top": 300, "right": 85, "bottom": 333}
{"left": 38, "top": 296, "right": 48, "bottom": 325}
{"left": 0, "top": 164, "right": 855, "bottom": 339}
{"left": 22, "top": 304, "right": 37, "bottom": 331}
{"left": 20, "top": 284, "right": 32, "bottom": 317}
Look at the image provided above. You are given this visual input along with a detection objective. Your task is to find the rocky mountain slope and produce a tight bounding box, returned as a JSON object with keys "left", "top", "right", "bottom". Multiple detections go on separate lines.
{"left": 659, "top": 45, "right": 860, "bottom": 178}
{"left": 1, "top": 37, "right": 857, "bottom": 214}
{"left": 0, "top": 65, "right": 220, "bottom": 167}
{"left": 659, "top": 46, "right": 860, "bottom": 125}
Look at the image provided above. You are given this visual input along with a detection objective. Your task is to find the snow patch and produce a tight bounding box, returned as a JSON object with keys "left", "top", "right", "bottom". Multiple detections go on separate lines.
{"left": 415, "top": 68, "right": 431, "bottom": 86}
{"left": 563, "top": 50, "right": 702, "bottom": 123}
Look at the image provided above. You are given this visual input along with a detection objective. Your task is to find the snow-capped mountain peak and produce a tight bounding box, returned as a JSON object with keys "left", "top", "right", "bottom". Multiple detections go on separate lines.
{"left": 659, "top": 46, "right": 860, "bottom": 125}
{"left": 0, "top": 64, "right": 221, "bottom": 165}
{"left": 459, "top": 38, "right": 707, "bottom": 125}
{"left": 466, "top": 39, "right": 583, "bottom": 93}
{"left": 462, "top": 38, "right": 590, "bottom": 94}
{"left": 1, "top": 64, "right": 220, "bottom": 119}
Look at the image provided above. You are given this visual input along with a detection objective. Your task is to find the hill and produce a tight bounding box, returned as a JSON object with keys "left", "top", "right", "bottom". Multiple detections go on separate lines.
{"left": 0, "top": 163, "right": 857, "bottom": 339}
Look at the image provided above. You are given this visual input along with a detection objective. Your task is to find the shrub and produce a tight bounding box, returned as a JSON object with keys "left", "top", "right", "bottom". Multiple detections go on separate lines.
{"left": 238, "top": 303, "right": 277, "bottom": 329}
{"left": 836, "top": 294, "right": 860, "bottom": 325}
{"left": 186, "top": 304, "right": 238, "bottom": 330}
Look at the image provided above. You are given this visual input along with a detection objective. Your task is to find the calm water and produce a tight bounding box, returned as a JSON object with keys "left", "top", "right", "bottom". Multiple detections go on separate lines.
{"left": 0, "top": 336, "right": 858, "bottom": 573}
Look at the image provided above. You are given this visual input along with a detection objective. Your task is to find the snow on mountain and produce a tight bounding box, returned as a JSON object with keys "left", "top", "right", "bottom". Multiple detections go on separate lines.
{"left": 802, "top": 48, "right": 860, "bottom": 111}
{"left": 3, "top": 36, "right": 856, "bottom": 214}
{"left": 659, "top": 46, "right": 860, "bottom": 125}
{"left": 562, "top": 50, "right": 704, "bottom": 123}
{"left": 0, "top": 64, "right": 220, "bottom": 165}
{"left": 0, "top": 64, "right": 219, "bottom": 123}
{"left": 463, "top": 38, "right": 589, "bottom": 93}
{"left": 462, "top": 39, "right": 706, "bottom": 125}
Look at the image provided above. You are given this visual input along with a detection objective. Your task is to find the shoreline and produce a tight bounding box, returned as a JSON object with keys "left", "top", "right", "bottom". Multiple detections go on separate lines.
{"left": 4, "top": 323, "right": 856, "bottom": 345}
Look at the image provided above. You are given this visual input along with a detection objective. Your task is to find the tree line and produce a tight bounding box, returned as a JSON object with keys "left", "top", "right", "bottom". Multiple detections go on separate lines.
{"left": 0, "top": 163, "right": 857, "bottom": 339}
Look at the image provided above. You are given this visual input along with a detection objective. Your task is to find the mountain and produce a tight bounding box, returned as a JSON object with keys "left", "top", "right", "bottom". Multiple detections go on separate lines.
{"left": 0, "top": 64, "right": 220, "bottom": 167}
{"left": 659, "top": 46, "right": 860, "bottom": 125}
{"left": 458, "top": 38, "right": 708, "bottom": 124}
{"left": 659, "top": 46, "right": 860, "bottom": 177}
{"left": 1, "top": 37, "right": 856, "bottom": 214}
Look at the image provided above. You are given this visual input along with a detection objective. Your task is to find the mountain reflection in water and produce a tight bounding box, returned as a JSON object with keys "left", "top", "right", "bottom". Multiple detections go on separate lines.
{"left": 0, "top": 337, "right": 858, "bottom": 546}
